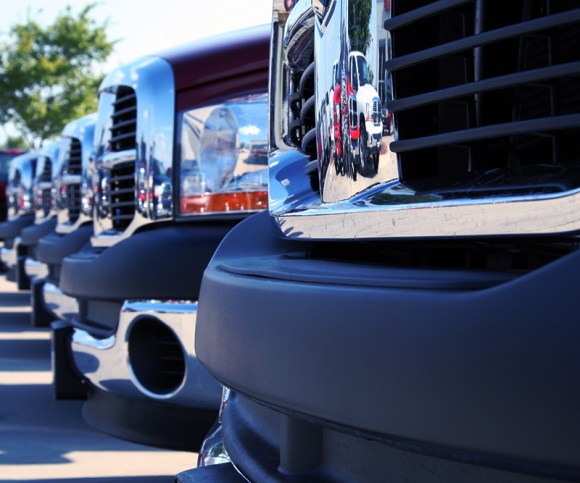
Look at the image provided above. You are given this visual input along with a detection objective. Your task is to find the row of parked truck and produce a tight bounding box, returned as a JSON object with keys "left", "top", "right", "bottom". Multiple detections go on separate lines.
{"left": 1, "top": 0, "right": 579, "bottom": 481}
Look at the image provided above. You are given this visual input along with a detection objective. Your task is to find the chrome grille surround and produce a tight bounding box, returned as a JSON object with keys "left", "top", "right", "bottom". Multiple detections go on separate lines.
{"left": 6, "top": 152, "right": 37, "bottom": 220}
{"left": 33, "top": 142, "right": 61, "bottom": 224}
{"left": 269, "top": 0, "right": 580, "bottom": 239}
{"left": 92, "top": 56, "right": 175, "bottom": 248}
{"left": 56, "top": 112, "right": 97, "bottom": 234}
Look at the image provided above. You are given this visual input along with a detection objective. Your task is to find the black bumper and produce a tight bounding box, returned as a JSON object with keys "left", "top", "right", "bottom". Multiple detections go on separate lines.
{"left": 176, "top": 463, "right": 246, "bottom": 482}
{"left": 83, "top": 386, "right": 216, "bottom": 452}
{"left": 20, "top": 217, "right": 57, "bottom": 250}
{"left": 37, "top": 223, "right": 92, "bottom": 272}
{"left": 196, "top": 211, "right": 580, "bottom": 481}
{"left": 59, "top": 222, "right": 236, "bottom": 334}
{"left": 0, "top": 213, "right": 34, "bottom": 242}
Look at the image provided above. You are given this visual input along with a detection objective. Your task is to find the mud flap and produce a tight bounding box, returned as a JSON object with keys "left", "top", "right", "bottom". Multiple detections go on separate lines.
{"left": 31, "top": 278, "right": 53, "bottom": 327}
{"left": 51, "top": 320, "right": 87, "bottom": 400}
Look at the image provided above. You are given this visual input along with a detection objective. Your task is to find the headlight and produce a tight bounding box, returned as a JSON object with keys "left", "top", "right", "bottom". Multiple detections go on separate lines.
{"left": 179, "top": 94, "right": 269, "bottom": 216}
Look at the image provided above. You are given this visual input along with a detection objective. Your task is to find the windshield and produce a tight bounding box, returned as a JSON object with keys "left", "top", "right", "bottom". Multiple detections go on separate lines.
{"left": 356, "top": 55, "right": 372, "bottom": 86}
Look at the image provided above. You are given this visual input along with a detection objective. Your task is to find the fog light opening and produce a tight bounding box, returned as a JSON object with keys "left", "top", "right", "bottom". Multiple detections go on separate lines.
{"left": 128, "top": 317, "right": 186, "bottom": 397}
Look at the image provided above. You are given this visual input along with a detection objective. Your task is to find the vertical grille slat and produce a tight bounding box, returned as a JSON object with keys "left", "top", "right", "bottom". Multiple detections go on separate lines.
{"left": 100, "top": 85, "right": 138, "bottom": 232}
{"left": 109, "top": 161, "right": 135, "bottom": 231}
{"left": 388, "top": 0, "right": 580, "bottom": 193}
{"left": 66, "top": 137, "right": 83, "bottom": 175}
{"left": 38, "top": 156, "right": 53, "bottom": 216}
{"left": 62, "top": 136, "right": 82, "bottom": 224}
{"left": 65, "top": 183, "right": 81, "bottom": 223}
{"left": 109, "top": 86, "right": 137, "bottom": 153}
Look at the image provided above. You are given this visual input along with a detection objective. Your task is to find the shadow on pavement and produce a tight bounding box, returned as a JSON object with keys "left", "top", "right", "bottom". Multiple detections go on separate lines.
{"left": 0, "top": 291, "right": 30, "bottom": 307}
{"left": 0, "top": 338, "right": 50, "bottom": 371}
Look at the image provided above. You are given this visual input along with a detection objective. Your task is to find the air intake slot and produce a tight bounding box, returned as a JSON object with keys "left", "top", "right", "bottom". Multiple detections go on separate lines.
{"left": 109, "top": 161, "right": 135, "bottom": 231}
{"left": 110, "top": 86, "right": 137, "bottom": 153}
{"left": 64, "top": 183, "right": 81, "bottom": 224}
{"left": 288, "top": 42, "right": 317, "bottom": 160}
{"left": 38, "top": 157, "right": 53, "bottom": 216}
{"left": 388, "top": 0, "right": 580, "bottom": 196}
{"left": 65, "top": 137, "right": 82, "bottom": 175}
{"left": 128, "top": 317, "right": 186, "bottom": 396}
{"left": 63, "top": 137, "right": 82, "bottom": 223}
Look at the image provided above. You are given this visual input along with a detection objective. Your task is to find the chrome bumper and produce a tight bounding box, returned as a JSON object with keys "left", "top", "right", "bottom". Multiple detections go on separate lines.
{"left": 71, "top": 299, "right": 221, "bottom": 408}
{"left": 43, "top": 281, "right": 79, "bottom": 321}
{"left": 0, "top": 237, "right": 19, "bottom": 270}
{"left": 24, "top": 257, "right": 48, "bottom": 280}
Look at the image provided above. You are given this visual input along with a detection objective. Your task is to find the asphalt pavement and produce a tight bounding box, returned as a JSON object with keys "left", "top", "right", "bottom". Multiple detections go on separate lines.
{"left": 0, "top": 276, "right": 197, "bottom": 482}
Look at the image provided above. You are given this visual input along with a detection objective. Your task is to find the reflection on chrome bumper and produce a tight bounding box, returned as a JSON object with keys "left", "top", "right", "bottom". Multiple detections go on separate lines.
{"left": 0, "top": 237, "right": 20, "bottom": 269}
{"left": 71, "top": 299, "right": 221, "bottom": 408}
{"left": 0, "top": 247, "right": 16, "bottom": 269}
{"left": 43, "top": 282, "right": 79, "bottom": 321}
{"left": 24, "top": 258, "right": 48, "bottom": 280}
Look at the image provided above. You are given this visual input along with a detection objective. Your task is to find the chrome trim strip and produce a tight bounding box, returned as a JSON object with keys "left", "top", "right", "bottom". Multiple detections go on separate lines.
{"left": 101, "top": 150, "right": 135, "bottom": 169}
{"left": 0, "top": 245, "right": 17, "bottom": 269}
{"left": 24, "top": 258, "right": 48, "bottom": 280}
{"left": 61, "top": 174, "right": 82, "bottom": 185}
{"left": 70, "top": 300, "right": 220, "bottom": 407}
{"left": 42, "top": 282, "right": 79, "bottom": 321}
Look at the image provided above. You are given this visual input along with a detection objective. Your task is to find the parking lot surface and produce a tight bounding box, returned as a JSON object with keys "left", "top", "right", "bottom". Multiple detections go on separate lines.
{"left": 0, "top": 276, "right": 196, "bottom": 482}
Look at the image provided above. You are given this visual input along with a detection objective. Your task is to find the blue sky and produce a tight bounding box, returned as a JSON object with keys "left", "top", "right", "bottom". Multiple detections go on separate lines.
{"left": 0, "top": 0, "right": 274, "bottom": 144}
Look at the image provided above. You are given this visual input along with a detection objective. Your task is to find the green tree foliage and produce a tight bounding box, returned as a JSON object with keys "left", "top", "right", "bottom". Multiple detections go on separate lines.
{"left": 1, "top": 135, "right": 28, "bottom": 150}
{"left": 0, "top": 4, "right": 115, "bottom": 148}
{"left": 348, "top": 0, "right": 372, "bottom": 54}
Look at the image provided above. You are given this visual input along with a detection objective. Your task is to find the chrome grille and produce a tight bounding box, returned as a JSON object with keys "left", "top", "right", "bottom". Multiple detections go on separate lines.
{"left": 387, "top": 0, "right": 580, "bottom": 194}
{"left": 110, "top": 86, "right": 137, "bottom": 152}
{"left": 109, "top": 161, "right": 135, "bottom": 231}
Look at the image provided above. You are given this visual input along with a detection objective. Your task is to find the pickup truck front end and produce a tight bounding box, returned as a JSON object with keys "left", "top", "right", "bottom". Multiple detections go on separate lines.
{"left": 31, "top": 113, "right": 97, "bottom": 327}
{"left": 186, "top": 0, "right": 580, "bottom": 481}
{"left": 0, "top": 151, "right": 37, "bottom": 283}
{"left": 54, "top": 26, "right": 271, "bottom": 451}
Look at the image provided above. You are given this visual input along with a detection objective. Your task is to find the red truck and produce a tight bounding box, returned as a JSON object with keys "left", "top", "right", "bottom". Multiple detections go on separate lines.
{"left": 52, "top": 26, "right": 271, "bottom": 452}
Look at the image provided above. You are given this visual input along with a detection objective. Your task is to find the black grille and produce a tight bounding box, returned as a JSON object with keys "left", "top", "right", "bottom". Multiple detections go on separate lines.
{"left": 65, "top": 137, "right": 82, "bottom": 175}
{"left": 63, "top": 137, "right": 82, "bottom": 223}
{"left": 65, "top": 183, "right": 81, "bottom": 223}
{"left": 109, "top": 161, "right": 135, "bottom": 231}
{"left": 40, "top": 157, "right": 51, "bottom": 182}
{"left": 288, "top": 45, "right": 317, "bottom": 159}
{"left": 387, "top": 0, "right": 580, "bottom": 195}
{"left": 128, "top": 318, "right": 186, "bottom": 395}
{"left": 110, "top": 86, "right": 137, "bottom": 152}
{"left": 39, "top": 157, "right": 52, "bottom": 215}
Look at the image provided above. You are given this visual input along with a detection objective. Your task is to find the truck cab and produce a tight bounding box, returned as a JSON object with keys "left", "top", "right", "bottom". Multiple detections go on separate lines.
{"left": 184, "top": 0, "right": 580, "bottom": 481}
{"left": 53, "top": 26, "right": 271, "bottom": 451}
